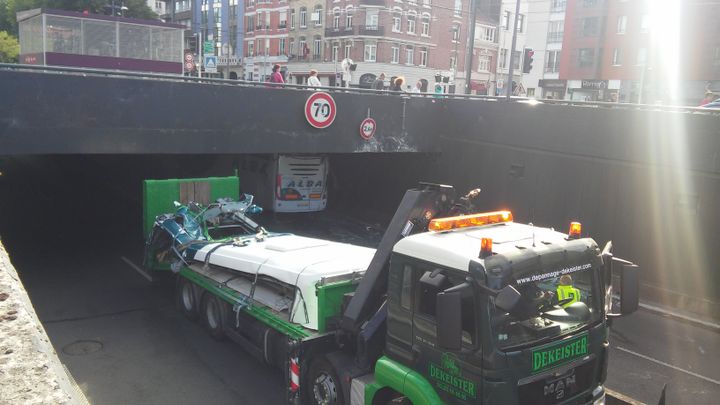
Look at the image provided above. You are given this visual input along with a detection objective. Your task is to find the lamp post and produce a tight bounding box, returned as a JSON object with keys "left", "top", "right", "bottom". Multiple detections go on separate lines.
{"left": 451, "top": 26, "right": 459, "bottom": 88}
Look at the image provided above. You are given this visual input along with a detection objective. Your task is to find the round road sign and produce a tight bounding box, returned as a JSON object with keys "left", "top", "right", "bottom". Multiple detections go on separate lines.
{"left": 304, "top": 92, "right": 337, "bottom": 129}
{"left": 359, "top": 117, "right": 377, "bottom": 140}
{"left": 184, "top": 52, "right": 194, "bottom": 62}
{"left": 185, "top": 61, "right": 194, "bottom": 71}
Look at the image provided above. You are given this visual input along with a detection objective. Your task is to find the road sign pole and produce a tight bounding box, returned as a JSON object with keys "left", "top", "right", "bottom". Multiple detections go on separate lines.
{"left": 198, "top": 29, "right": 202, "bottom": 78}
{"left": 506, "top": 0, "right": 521, "bottom": 99}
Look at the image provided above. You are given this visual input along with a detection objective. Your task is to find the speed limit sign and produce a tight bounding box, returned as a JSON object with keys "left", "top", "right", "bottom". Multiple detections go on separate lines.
{"left": 304, "top": 92, "right": 337, "bottom": 129}
{"left": 359, "top": 117, "right": 376, "bottom": 140}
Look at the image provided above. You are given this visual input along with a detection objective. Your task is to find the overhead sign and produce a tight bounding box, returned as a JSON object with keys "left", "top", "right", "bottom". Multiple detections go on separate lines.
{"left": 204, "top": 55, "right": 217, "bottom": 73}
{"left": 304, "top": 92, "right": 337, "bottom": 129}
{"left": 203, "top": 41, "right": 214, "bottom": 55}
{"left": 359, "top": 117, "right": 376, "bottom": 140}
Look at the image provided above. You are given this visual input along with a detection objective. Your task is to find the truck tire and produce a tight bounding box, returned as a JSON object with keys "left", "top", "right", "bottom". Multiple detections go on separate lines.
{"left": 201, "top": 293, "right": 227, "bottom": 340}
{"left": 305, "top": 357, "right": 344, "bottom": 405}
{"left": 176, "top": 276, "right": 198, "bottom": 321}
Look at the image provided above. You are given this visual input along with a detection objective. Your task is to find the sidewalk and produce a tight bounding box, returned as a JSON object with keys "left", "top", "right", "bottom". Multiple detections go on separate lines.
{"left": 0, "top": 241, "right": 89, "bottom": 405}
{"left": 636, "top": 282, "right": 720, "bottom": 331}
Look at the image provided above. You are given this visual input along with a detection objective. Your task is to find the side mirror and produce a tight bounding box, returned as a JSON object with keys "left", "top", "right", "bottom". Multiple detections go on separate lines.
{"left": 619, "top": 262, "right": 639, "bottom": 315}
{"left": 436, "top": 291, "right": 462, "bottom": 351}
{"left": 607, "top": 257, "right": 640, "bottom": 317}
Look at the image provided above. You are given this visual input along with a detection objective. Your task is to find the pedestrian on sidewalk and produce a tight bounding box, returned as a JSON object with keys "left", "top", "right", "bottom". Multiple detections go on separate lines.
{"left": 372, "top": 73, "right": 386, "bottom": 91}
{"left": 390, "top": 77, "right": 404, "bottom": 93}
{"left": 269, "top": 64, "right": 284, "bottom": 84}
{"left": 307, "top": 69, "right": 322, "bottom": 88}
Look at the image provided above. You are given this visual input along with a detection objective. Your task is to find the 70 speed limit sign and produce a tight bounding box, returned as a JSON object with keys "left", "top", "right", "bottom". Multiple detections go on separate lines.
{"left": 304, "top": 92, "right": 337, "bottom": 129}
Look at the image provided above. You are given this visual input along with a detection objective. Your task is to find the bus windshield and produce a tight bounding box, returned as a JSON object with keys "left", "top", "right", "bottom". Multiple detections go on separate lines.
{"left": 491, "top": 264, "right": 601, "bottom": 351}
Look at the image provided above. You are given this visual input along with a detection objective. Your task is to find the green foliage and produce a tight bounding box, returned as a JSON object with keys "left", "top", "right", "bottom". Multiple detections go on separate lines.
{"left": 1, "top": 0, "right": 158, "bottom": 35}
{"left": 0, "top": 30, "right": 20, "bottom": 62}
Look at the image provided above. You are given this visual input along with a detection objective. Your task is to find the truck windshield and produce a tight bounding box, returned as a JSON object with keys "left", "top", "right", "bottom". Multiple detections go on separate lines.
{"left": 491, "top": 264, "right": 601, "bottom": 351}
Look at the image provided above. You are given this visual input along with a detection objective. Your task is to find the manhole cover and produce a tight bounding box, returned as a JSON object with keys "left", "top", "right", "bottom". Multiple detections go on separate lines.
{"left": 62, "top": 340, "right": 103, "bottom": 356}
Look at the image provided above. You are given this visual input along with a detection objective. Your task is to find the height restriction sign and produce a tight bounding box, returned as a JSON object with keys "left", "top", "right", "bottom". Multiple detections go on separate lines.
{"left": 304, "top": 92, "right": 337, "bottom": 129}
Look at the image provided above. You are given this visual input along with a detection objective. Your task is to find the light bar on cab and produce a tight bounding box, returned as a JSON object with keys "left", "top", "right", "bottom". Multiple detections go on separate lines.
{"left": 428, "top": 210, "right": 513, "bottom": 232}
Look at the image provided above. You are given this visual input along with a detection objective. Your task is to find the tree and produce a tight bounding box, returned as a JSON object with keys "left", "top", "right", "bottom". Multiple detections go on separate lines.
{"left": 0, "top": 31, "right": 20, "bottom": 63}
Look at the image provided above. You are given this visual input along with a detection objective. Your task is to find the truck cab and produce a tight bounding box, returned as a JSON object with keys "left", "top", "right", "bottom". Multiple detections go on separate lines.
{"left": 368, "top": 212, "right": 637, "bottom": 405}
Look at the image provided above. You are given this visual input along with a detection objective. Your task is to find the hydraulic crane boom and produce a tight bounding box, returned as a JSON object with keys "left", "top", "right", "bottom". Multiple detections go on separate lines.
{"left": 340, "top": 183, "right": 456, "bottom": 336}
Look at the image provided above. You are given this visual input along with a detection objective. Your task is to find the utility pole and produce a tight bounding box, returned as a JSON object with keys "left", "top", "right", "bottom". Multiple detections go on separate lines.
{"left": 464, "top": 0, "right": 477, "bottom": 94}
{"left": 505, "top": 0, "right": 521, "bottom": 99}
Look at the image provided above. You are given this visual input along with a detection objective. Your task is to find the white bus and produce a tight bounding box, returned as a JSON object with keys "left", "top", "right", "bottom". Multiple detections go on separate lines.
{"left": 238, "top": 154, "right": 328, "bottom": 213}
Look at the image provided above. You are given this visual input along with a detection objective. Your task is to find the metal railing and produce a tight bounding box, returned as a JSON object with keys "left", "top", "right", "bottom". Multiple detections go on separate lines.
{"left": 1, "top": 63, "right": 718, "bottom": 115}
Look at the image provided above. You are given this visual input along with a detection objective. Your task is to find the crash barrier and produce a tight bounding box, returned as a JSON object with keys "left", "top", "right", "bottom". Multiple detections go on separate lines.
{"left": 0, "top": 241, "right": 88, "bottom": 404}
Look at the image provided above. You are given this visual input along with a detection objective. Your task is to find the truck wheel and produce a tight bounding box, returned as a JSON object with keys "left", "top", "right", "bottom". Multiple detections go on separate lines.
{"left": 176, "top": 276, "right": 198, "bottom": 320}
{"left": 305, "top": 357, "right": 344, "bottom": 405}
{"left": 201, "top": 294, "right": 227, "bottom": 340}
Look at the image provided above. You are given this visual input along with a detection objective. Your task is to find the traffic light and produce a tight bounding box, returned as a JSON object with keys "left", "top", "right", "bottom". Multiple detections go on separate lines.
{"left": 522, "top": 48, "right": 534, "bottom": 73}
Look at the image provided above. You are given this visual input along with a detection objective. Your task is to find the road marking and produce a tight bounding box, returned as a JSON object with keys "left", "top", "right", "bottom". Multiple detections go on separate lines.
{"left": 616, "top": 346, "right": 720, "bottom": 386}
{"left": 120, "top": 256, "right": 153, "bottom": 282}
{"left": 638, "top": 302, "right": 720, "bottom": 331}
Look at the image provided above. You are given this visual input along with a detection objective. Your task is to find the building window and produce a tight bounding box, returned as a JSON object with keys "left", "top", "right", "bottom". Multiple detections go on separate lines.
{"left": 408, "top": 12, "right": 416, "bottom": 34}
{"left": 299, "top": 37, "right": 307, "bottom": 58}
{"left": 516, "top": 14, "right": 524, "bottom": 32}
{"left": 550, "top": 0, "right": 566, "bottom": 12}
{"left": 393, "top": 10, "right": 401, "bottom": 32}
{"left": 289, "top": 38, "right": 295, "bottom": 57}
{"left": 246, "top": 15, "right": 254, "bottom": 32}
{"left": 640, "top": 15, "right": 651, "bottom": 33}
{"left": 314, "top": 6, "right": 323, "bottom": 26}
{"left": 636, "top": 47, "right": 647, "bottom": 65}
{"left": 300, "top": 7, "right": 307, "bottom": 28}
{"left": 248, "top": 42, "right": 254, "bottom": 56}
{"left": 583, "top": 0, "right": 597, "bottom": 6}
{"left": 612, "top": 48, "right": 621, "bottom": 65}
{"left": 391, "top": 46, "right": 399, "bottom": 63}
{"left": 406, "top": 46, "right": 414, "bottom": 65}
{"left": 547, "top": 21, "right": 563, "bottom": 42}
{"left": 545, "top": 50, "right": 560, "bottom": 72}
{"left": 365, "top": 44, "right": 377, "bottom": 62}
{"left": 454, "top": 0, "right": 462, "bottom": 17}
{"left": 291, "top": 9, "right": 296, "bottom": 29}
{"left": 423, "top": 0, "right": 431, "bottom": 6}
{"left": 452, "top": 25, "right": 460, "bottom": 42}
{"left": 332, "top": 9, "right": 340, "bottom": 29}
{"left": 503, "top": 10, "right": 510, "bottom": 30}
{"left": 346, "top": 7, "right": 354, "bottom": 28}
{"left": 582, "top": 17, "right": 598, "bottom": 37}
{"left": 332, "top": 44, "right": 339, "bottom": 61}
{"left": 279, "top": 12, "right": 287, "bottom": 29}
{"left": 477, "top": 25, "right": 495, "bottom": 42}
{"left": 421, "top": 14, "right": 430, "bottom": 36}
{"left": 366, "top": 9, "right": 379, "bottom": 28}
{"left": 617, "top": 16, "right": 626, "bottom": 34}
{"left": 512, "top": 50, "right": 520, "bottom": 69}
{"left": 499, "top": 48, "right": 507, "bottom": 69}
{"left": 578, "top": 48, "right": 595, "bottom": 67}
{"left": 450, "top": 55, "right": 456, "bottom": 70}
{"left": 345, "top": 43, "right": 352, "bottom": 58}
{"left": 420, "top": 47, "right": 428, "bottom": 66}
{"left": 478, "top": 55, "right": 490, "bottom": 71}
{"left": 313, "top": 36, "right": 321, "bottom": 59}
{"left": 279, "top": 38, "right": 286, "bottom": 55}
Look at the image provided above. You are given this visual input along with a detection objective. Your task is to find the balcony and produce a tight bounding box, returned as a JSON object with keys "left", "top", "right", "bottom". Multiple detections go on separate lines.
{"left": 325, "top": 27, "right": 355, "bottom": 37}
{"left": 359, "top": 0, "right": 384, "bottom": 5}
{"left": 359, "top": 25, "right": 384, "bottom": 36}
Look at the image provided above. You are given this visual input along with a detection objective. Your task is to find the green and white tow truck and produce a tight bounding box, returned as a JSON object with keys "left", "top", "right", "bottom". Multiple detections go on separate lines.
{"left": 144, "top": 177, "right": 639, "bottom": 405}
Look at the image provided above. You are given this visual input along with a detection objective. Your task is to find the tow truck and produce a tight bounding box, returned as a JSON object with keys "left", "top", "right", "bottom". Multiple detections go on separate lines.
{"left": 143, "top": 176, "right": 639, "bottom": 405}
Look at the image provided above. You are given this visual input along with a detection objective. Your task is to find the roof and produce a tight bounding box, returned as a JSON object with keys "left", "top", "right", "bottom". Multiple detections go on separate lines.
{"left": 393, "top": 222, "right": 575, "bottom": 272}
{"left": 192, "top": 234, "right": 375, "bottom": 330}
